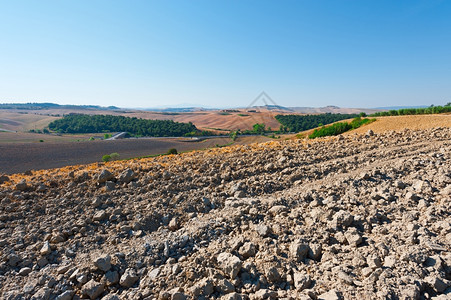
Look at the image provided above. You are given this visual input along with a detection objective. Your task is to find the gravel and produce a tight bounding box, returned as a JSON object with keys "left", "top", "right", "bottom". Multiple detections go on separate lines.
{"left": 0, "top": 127, "right": 450, "bottom": 299}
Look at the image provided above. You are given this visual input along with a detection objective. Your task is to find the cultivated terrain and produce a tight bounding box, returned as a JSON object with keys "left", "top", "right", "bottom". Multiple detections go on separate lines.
{"left": 0, "top": 136, "right": 271, "bottom": 175}
{"left": 0, "top": 120, "right": 450, "bottom": 299}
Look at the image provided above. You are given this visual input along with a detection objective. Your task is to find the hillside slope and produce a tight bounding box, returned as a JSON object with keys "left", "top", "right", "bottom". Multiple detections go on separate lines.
{"left": 346, "top": 114, "right": 451, "bottom": 135}
{"left": 0, "top": 127, "right": 450, "bottom": 299}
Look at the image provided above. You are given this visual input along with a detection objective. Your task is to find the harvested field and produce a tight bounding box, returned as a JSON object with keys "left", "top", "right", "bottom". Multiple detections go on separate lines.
{"left": 0, "top": 135, "right": 272, "bottom": 174}
{"left": 346, "top": 114, "right": 451, "bottom": 135}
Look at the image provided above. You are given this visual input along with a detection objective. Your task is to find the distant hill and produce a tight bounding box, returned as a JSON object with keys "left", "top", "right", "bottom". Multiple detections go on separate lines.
{"left": 374, "top": 105, "right": 429, "bottom": 110}
{"left": 145, "top": 107, "right": 214, "bottom": 113}
{"left": 248, "top": 105, "right": 293, "bottom": 111}
{"left": 0, "top": 103, "right": 120, "bottom": 111}
{"left": 289, "top": 106, "right": 378, "bottom": 114}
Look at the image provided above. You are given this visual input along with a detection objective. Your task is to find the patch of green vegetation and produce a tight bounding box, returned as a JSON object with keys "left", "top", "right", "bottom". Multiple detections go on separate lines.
{"left": 237, "top": 123, "right": 274, "bottom": 136}
{"left": 275, "top": 113, "right": 361, "bottom": 133}
{"left": 102, "top": 152, "right": 120, "bottom": 162}
{"left": 218, "top": 112, "right": 231, "bottom": 115}
{"left": 110, "top": 152, "right": 120, "bottom": 160}
{"left": 127, "top": 153, "right": 163, "bottom": 160}
{"left": 204, "top": 127, "right": 230, "bottom": 132}
{"left": 167, "top": 148, "right": 178, "bottom": 155}
{"left": 229, "top": 130, "right": 238, "bottom": 141}
{"left": 39, "top": 139, "right": 44, "bottom": 142}
{"left": 127, "top": 148, "right": 183, "bottom": 160}
{"left": 237, "top": 113, "right": 249, "bottom": 117}
{"left": 295, "top": 133, "right": 306, "bottom": 139}
{"left": 29, "top": 129, "right": 43, "bottom": 134}
{"left": 215, "top": 142, "right": 234, "bottom": 148}
{"left": 371, "top": 104, "right": 451, "bottom": 116}
{"left": 252, "top": 123, "right": 266, "bottom": 134}
{"left": 309, "top": 117, "right": 376, "bottom": 139}
{"left": 184, "top": 130, "right": 217, "bottom": 137}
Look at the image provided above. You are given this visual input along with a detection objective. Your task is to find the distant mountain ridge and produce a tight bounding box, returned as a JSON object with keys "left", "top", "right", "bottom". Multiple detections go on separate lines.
{"left": 374, "top": 105, "right": 429, "bottom": 110}
{"left": 1, "top": 102, "right": 432, "bottom": 114}
{"left": 0, "top": 102, "right": 120, "bottom": 111}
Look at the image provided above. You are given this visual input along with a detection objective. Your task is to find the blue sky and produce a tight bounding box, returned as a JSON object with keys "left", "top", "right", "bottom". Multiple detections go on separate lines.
{"left": 1, "top": 0, "right": 450, "bottom": 108}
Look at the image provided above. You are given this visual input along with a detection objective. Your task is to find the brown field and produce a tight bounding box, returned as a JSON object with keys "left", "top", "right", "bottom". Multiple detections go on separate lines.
{"left": 0, "top": 135, "right": 272, "bottom": 174}
{"left": 344, "top": 114, "right": 451, "bottom": 135}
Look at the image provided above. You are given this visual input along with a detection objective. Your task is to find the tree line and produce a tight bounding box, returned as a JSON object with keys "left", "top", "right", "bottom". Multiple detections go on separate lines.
{"left": 48, "top": 114, "right": 198, "bottom": 137}
{"left": 371, "top": 104, "right": 451, "bottom": 117}
{"left": 308, "top": 117, "right": 376, "bottom": 139}
{"left": 275, "top": 113, "right": 361, "bottom": 133}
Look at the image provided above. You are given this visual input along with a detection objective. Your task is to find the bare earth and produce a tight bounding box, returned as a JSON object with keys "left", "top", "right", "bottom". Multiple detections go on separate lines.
{"left": 0, "top": 116, "right": 450, "bottom": 299}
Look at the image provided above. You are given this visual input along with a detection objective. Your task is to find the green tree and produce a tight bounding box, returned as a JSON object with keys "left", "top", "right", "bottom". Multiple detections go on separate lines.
{"left": 110, "top": 152, "right": 120, "bottom": 160}
{"left": 229, "top": 130, "right": 238, "bottom": 141}
{"left": 252, "top": 123, "right": 266, "bottom": 134}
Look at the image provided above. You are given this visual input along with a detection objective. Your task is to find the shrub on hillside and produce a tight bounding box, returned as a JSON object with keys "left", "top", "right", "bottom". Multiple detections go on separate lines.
{"left": 167, "top": 148, "right": 178, "bottom": 155}
{"left": 102, "top": 152, "right": 120, "bottom": 162}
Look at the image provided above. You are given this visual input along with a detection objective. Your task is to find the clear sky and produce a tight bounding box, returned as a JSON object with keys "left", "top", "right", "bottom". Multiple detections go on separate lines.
{"left": 1, "top": 0, "right": 450, "bottom": 109}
